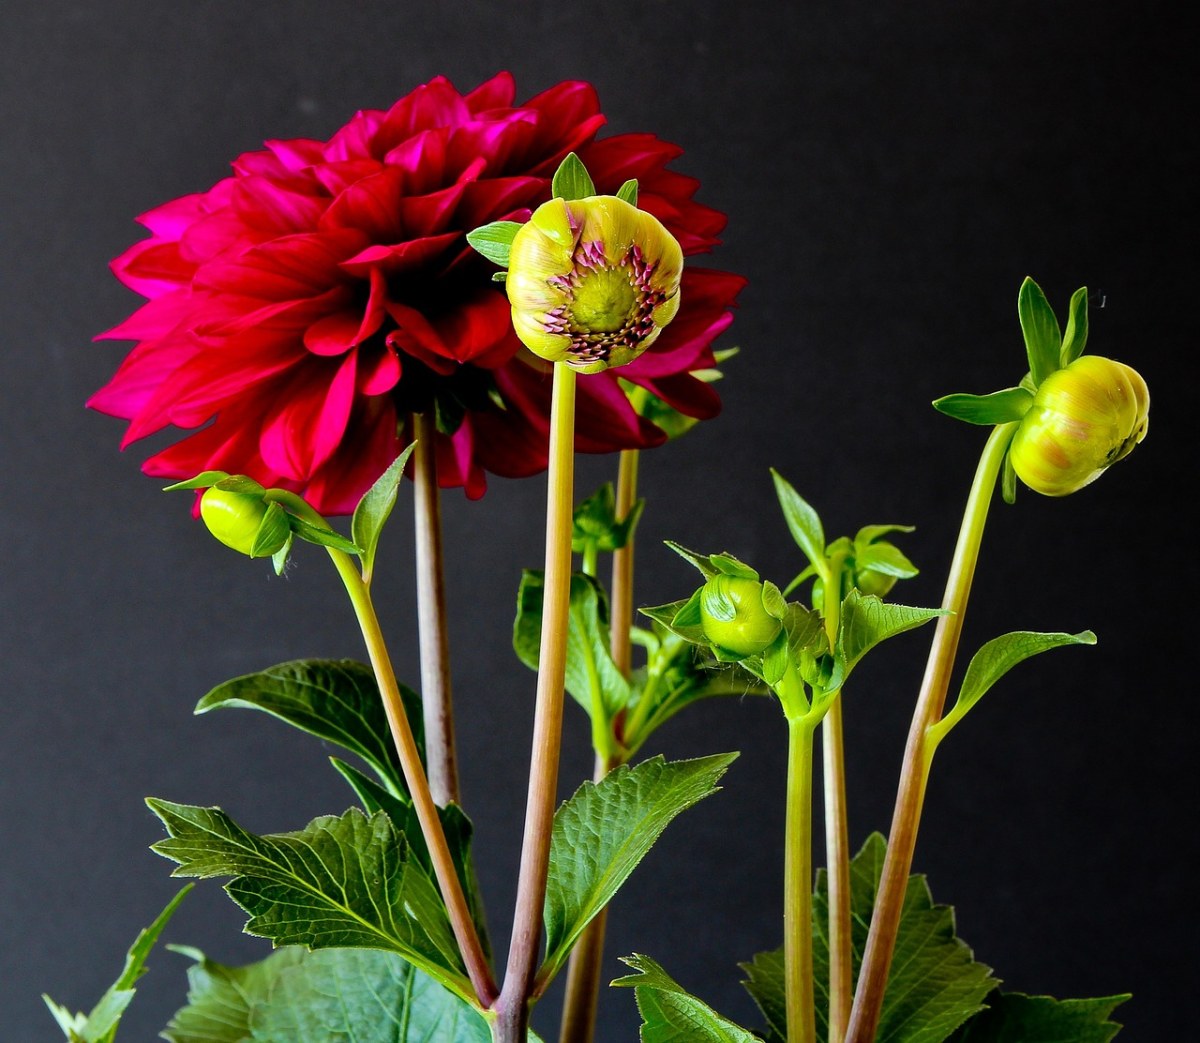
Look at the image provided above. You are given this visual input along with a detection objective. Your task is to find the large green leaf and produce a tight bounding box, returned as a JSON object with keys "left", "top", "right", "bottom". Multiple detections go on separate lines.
{"left": 947, "top": 990, "right": 1129, "bottom": 1042}
{"left": 742, "top": 833, "right": 996, "bottom": 1043}
{"left": 613, "top": 954, "right": 763, "bottom": 1042}
{"left": 146, "top": 801, "right": 473, "bottom": 1003}
{"left": 538, "top": 753, "right": 738, "bottom": 987}
{"left": 836, "top": 591, "right": 945, "bottom": 681}
{"left": 44, "top": 886, "right": 192, "bottom": 1043}
{"left": 513, "top": 570, "right": 631, "bottom": 719}
{"left": 194, "top": 659, "right": 415, "bottom": 796}
{"left": 163, "top": 946, "right": 499, "bottom": 1043}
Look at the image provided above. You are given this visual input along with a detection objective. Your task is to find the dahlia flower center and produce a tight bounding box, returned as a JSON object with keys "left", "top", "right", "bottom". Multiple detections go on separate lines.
{"left": 545, "top": 241, "right": 666, "bottom": 366}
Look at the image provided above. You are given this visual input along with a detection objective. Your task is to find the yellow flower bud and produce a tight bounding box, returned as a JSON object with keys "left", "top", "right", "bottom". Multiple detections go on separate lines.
{"left": 1010, "top": 355, "right": 1149, "bottom": 496}
{"left": 506, "top": 195, "right": 683, "bottom": 373}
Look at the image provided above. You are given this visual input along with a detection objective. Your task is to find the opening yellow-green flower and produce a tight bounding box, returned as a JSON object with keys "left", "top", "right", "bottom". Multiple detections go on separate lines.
{"left": 506, "top": 195, "right": 683, "bottom": 373}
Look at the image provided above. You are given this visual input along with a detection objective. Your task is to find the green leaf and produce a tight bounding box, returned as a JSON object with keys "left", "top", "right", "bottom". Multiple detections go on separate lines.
{"left": 572, "top": 482, "right": 645, "bottom": 553}
{"left": 947, "top": 990, "right": 1129, "bottom": 1042}
{"left": 933, "top": 631, "right": 1096, "bottom": 743}
{"left": 855, "top": 541, "right": 919, "bottom": 580}
{"left": 163, "top": 471, "right": 231, "bottom": 492}
{"left": 640, "top": 594, "right": 707, "bottom": 645}
{"left": 837, "top": 590, "right": 945, "bottom": 679}
{"left": 771, "top": 470, "right": 826, "bottom": 572}
{"left": 932, "top": 388, "right": 1033, "bottom": 426}
{"left": 287, "top": 515, "right": 362, "bottom": 555}
{"left": 613, "top": 954, "right": 763, "bottom": 1042}
{"left": 539, "top": 753, "right": 739, "bottom": 986}
{"left": 513, "top": 570, "right": 632, "bottom": 721}
{"left": 351, "top": 443, "right": 416, "bottom": 580}
{"left": 44, "top": 885, "right": 192, "bottom": 1043}
{"left": 1017, "top": 276, "right": 1062, "bottom": 386}
{"left": 616, "top": 179, "right": 639, "bottom": 205}
{"left": 742, "top": 833, "right": 996, "bottom": 1043}
{"left": 1059, "top": 286, "right": 1090, "bottom": 366}
{"left": 551, "top": 152, "right": 596, "bottom": 200}
{"left": 195, "top": 659, "right": 414, "bottom": 797}
{"left": 146, "top": 801, "right": 473, "bottom": 1003}
{"left": 465, "top": 219, "right": 524, "bottom": 268}
{"left": 163, "top": 947, "right": 502, "bottom": 1043}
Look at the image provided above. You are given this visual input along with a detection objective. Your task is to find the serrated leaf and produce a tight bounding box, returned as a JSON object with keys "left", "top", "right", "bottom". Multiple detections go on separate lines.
{"left": 1018, "top": 276, "right": 1062, "bottom": 386}
{"left": 931, "top": 388, "right": 1034, "bottom": 426}
{"left": 742, "top": 833, "right": 996, "bottom": 1043}
{"left": 513, "top": 570, "right": 632, "bottom": 720}
{"left": 947, "top": 990, "right": 1129, "bottom": 1042}
{"left": 837, "top": 590, "right": 945, "bottom": 679}
{"left": 351, "top": 443, "right": 416, "bottom": 580}
{"left": 616, "top": 179, "right": 639, "bottom": 205}
{"left": 772, "top": 470, "right": 826, "bottom": 572}
{"left": 44, "top": 885, "right": 192, "bottom": 1043}
{"left": 614, "top": 954, "right": 763, "bottom": 1042}
{"left": 551, "top": 152, "right": 596, "bottom": 200}
{"left": 465, "top": 220, "right": 524, "bottom": 267}
{"left": 195, "top": 659, "right": 413, "bottom": 797}
{"left": 1059, "top": 286, "right": 1090, "bottom": 366}
{"left": 539, "top": 754, "right": 739, "bottom": 986}
{"left": 934, "top": 631, "right": 1096, "bottom": 742}
{"left": 146, "top": 802, "right": 473, "bottom": 1003}
{"left": 287, "top": 515, "right": 362, "bottom": 555}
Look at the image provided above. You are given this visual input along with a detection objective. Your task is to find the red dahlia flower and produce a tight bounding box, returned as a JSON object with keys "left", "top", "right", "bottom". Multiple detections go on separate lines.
{"left": 89, "top": 72, "right": 745, "bottom": 514}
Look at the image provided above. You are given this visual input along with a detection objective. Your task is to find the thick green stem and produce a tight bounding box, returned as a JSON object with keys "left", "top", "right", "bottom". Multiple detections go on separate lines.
{"left": 844, "top": 423, "right": 1015, "bottom": 1043}
{"left": 785, "top": 712, "right": 818, "bottom": 1043}
{"left": 412, "top": 412, "right": 461, "bottom": 807}
{"left": 495, "top": 363, "right": 578, "bottom": 1042}
{"left": 557, "top": 447, "right": 639, "bottom": 1043}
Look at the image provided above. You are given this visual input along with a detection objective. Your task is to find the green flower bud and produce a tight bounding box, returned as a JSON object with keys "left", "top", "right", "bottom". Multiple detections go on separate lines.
{"left": 699, "top": 575, "right": 783, "bottom": 658}
{"left": 199, "top": 485, "right": 289, "bottom": 557}
{"left": 1010, "top": 355, "right": 1150, "bottom": 496}
{"left": 506, "top": 195, "right": 683, "bottom": 373}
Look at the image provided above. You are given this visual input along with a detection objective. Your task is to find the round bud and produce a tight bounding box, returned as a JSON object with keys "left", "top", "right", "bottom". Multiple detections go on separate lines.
{"left": 1010, "top": 355, "right": 1150, "bottom": 496}
{"left": 699, "top": 575, "right": 783, "bottom": 657}
{"left": 200, "top": 486, "right": 274, "bottom": 556}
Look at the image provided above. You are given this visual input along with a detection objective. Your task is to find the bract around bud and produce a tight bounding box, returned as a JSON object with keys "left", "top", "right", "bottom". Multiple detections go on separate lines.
{"left": 1009, "top": 354, "right": 1149, "bottom": 496}
{"left": 506, "top": 195, "right": 683, "bottom": 374}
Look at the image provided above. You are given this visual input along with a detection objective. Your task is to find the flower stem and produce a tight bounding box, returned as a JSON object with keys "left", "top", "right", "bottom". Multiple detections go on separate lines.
{"left": 495, "top": 362, "right": 578, "bottom": 1042}
{"left": 326, "top": 542, "right": 497, "bottom": 1006}
{"left": 844, "top": 423, "right": 1015, "bottom": 1043}
{"left": 411, "top": 411, "right": 461, "bottom": 807}
{"left": 784, "top": 711, "right": 819, "bottom": 1043}
{"left": 557, "top": 448, "right": 639, "bottom": 1043}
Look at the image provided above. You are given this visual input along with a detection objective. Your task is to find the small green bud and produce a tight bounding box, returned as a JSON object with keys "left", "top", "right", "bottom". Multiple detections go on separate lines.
{"left": 199, "top": 485, "right": 289, "bottom": 557}
{"left": 1009, "top": 355, "right": 1150, "bottom": 496}
{"left": 699, "top": 575, "right": 783, "bottom": 658}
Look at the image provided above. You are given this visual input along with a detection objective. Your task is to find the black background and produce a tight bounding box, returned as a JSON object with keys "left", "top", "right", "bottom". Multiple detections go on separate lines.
{"left": 2, "top": 1, "right": 1194, "bottom": 1040}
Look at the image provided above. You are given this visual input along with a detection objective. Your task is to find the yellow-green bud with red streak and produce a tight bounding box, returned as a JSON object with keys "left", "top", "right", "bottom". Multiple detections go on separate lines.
{"left": 1010, "top": 355, "right": 1150, "bottom": 496}
{"left": 506, "top": 195, "right": 683, "bottom": 373}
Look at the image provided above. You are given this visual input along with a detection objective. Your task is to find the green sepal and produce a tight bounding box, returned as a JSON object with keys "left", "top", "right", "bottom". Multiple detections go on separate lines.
{"left": 434, "top": 390, "right": 467, "bottom": 438}
{"left": 43, "top": 884, "right": 192, "bottom": 1043}
{"left": 613, "top": 954, "right": 763, "bottom": 1042}
{"left": 212, "top": 474, "right": 267, "bottom": 496}
{"left": 640, "top": 593, "right": 707, "bottom": 646}
{"left": 932, "top": 388, "right": 1034, "bottom": 425}
{"left": 194, "top": 658, "right": 414, "bottom": 797}
{"left": 465, "top": 219, "right": 524, "bottom": 268}
{"left": 1001, "top": 450, "right": 1018, "bottom": 504}
{"left": 771, "top": 469, "right": 826, "bottom": 572}
{"left": 930, "top": 630, "right": 1096, "bottom": 745}
{"left": 162, "top": 471, "right": 231, "bottom": 492}
{"left": 948, "top": 989, "right": 1129, "bottom": 1042}
{"left": 271, "top": 532, "right": 294, "bottom": 575}
{"left": 538, "top": 753, "right": 739, "bottom": 989}
{"left": 616, "top": 179, "right": 639, "bottom": 205}
{"left": 248, "top": 501, "right": 291, "bottom": 559}
{"left": 287, "top": 514, "right": 362, "bottom": 555}
{"left": 1018, "top": 276, "right": 1062, "bottom": 386}
{"left": 551, "top": 151, "right": 596, "bottom": 200}
{"left": 146, "top": 801, "right": 475, "bottom": 1004}
{"left": 351, "top": 443, "right": 416, "bottom": 580}
{"left": 1059, "top": 285, "right": 1090, "bottom": 367}
{"left": 663, "top": 540, "right": 761, "bottom": 580}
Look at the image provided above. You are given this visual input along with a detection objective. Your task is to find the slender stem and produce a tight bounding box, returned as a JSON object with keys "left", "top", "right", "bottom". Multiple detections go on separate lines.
{"left": 784, "top": 712, "right": 818, "bottom": 1043}
{"left": 558, "top": 448, "right": 640, "bottom": 1043}
{"left": 411, "top": 411, "right": 461, "bottom": 807}
{"left": 327, "top": 544, "right": 497, "bottom": 1007}
{"left": 844, "top": 423, "right": 1015, "bottom": 1043}
{"left": 495, "top": 363, "right": 578, "bottom": 1042}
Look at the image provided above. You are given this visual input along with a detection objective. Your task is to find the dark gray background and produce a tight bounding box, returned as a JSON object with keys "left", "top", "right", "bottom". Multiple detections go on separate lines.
{"left": 2, "top": 1, "right": 1194, "bottom": 1039}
